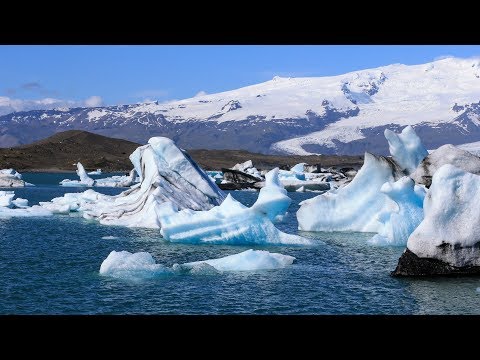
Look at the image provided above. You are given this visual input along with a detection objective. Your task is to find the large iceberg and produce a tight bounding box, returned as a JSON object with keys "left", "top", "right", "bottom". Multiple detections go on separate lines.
{"left": 100, "top": 249, "right": 295, "bottom": 279}
{"left": 370, "top": 177, "right": 425, "bottom": 245}
{"left": 411, "top": 144, "right": 480, "bottom": 187}
{"left": 384, "top": 125, "right": 428, "bottom": 175}
{"left": 393, "top": 165, "right": 480, "bottom": 276}
{"left": 297, "top": 153, "right": 402, "bottom": 233}
{"left": 297, "top": 126, "right": 427, "bottom": 245}
{"left": 160, "top": 168, "right": 311, "bottom": 245}
{"left": 407, "top": 165, "right": 480, "bottom": 266}
{"left": 45, "top": 137, "right": 226, "bottom": 228}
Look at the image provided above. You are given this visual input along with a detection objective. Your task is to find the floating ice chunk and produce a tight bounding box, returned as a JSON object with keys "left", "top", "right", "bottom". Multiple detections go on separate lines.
{"left": 100, "top": 249, "right": 296, "bottom": 280}
{"left": 232, "top": 160, "right": 254, "bottom": 172}
{"left": 12, "top": 197, "right": 29, "bottom": 208}
{"left": 407, "top": 164, "right": 480, "bottom": 267}
{"left": 369, "top": 177, "right": 425, "bottom": 245}
{"left": 290, "top": 163, "right": 307, "bottom": 174}
{"left": 0, "top": 168, "right": 25, "bottom": 187}
{"left": 297, "top": 153, "right": 401, "bottom": 232}
{"left": 93, "top": 169, "right": 138, "bottom": 187}
{"left": 411, "top": 144, "right": 480, "bottom": 187}
{"left": 384, "top": 125, "right": 428, "bottom": 175}
{"left": 161, "top": 169, "right": 310, "bottom": 245}
{"left": 181, "top": 249, "right": 295, "bottom": 272}
{"left": 0, "top": 191, "right": 15, "bottom": 207}
{"left": 99, "top": 251, "right": 171, "bottom": 279}
{"left": 102, "top": 236, "right": 119, "bottom": 240}
{"left": 251, "top": 168, "right": 291, "bottom": 221}
{"left": 79, "top": 137, "right": 225, "bottom": 228}
{"left": 87, "top": 169, "right": 102, "bottom": 175}
{"left": 76, "top": 162, "right": 95, "bottom": 186}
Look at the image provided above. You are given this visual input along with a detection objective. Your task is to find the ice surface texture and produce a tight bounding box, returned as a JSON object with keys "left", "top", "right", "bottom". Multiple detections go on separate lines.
{"left": 407, "top": 165, "right": 480, "bottom": 267}
{"left": 160, "top": 168, "right": 310, "bottom": 245}
{"left": 384, "top": 125, "right": 428, "bottom": 175}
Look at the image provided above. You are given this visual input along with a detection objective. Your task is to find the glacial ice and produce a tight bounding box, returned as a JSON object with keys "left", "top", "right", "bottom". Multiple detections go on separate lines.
{"left": 179, "top": 249, "right": 295, "bottom": 272}
{"left": 160, "top": 168, "right": 311, "bottom": 245}
{"left": 99, "top": 251, "right": 171, "bottom": 279}
{"left": 99, "top": 249, "right": 295, "bottom": 279}
{"left": 297, "top": 126, "right": 429, "bottom": 245}
{"left": 87, "top": 169, "right": 102, "bottom": 175}
{"left": 0, "top": 168, "right": 26, "bottom": 187}
{"left": 369, "top": 177, "right": 425, "bottom": 245}
{"left": 384, "top": 125, "right": 428, "bottom": 175}
{"left": 45, "top": 137, "right": 226, "bottom": 228}
{"left": 297, "top": 152, "right": 400, "bottom": 233}
{"left": 411, "top": 144, "right": 480, "bottom": 187}
{"left": 407, "top": 164, "right": 480, "bottom": 267}
{"left": 0, "top": 190, "right": 52, "bottom": 217}
{"left": 60, "top": 163, "right": 138, "bottom": 188}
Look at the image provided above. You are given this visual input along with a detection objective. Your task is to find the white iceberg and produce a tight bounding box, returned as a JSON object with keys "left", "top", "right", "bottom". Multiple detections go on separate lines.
{"left": 0, "top": 168, "right": 26, "bottom": 187}
{"left": 60, "top": 163, "right": 138, "bottom": 188}
{"left": 297, "top": 126, "right": 428, "bottom": 245}
{"left": 297, "top": 153, "right": 401, "bottom": 233}
{"left": 99, "top": 249, "right": 295, "bottom": 279}
{"left": 99, "top": 250, "right": 171, "bottom": 279}
{"left": 231, "top": 160, "right": 262, "bottom": 179}
{"left": 160, "top": 168, "right": 310, "bottom": 245}
{"left": 370, "top": 177, "right": 425, "bottom": 245}
{"left": 0, "top": 190, "right": 52, "bottom": 218}
{"left": 87, "top": 169, "right": 102, "bottom": 175}
{"left": 384, "top": 125, "right": 428, "bottom": 175}
{"left": 179, "top": 249, "right": 295, "bottom": 272}
{"left": 407, "top": 164, "right": 480, "bottom": 267}
{"left": 411, "top": 144, "right": 480, "bottom": 187}
{"left": 45, "top": 137, "right": 226, "bottom": 228}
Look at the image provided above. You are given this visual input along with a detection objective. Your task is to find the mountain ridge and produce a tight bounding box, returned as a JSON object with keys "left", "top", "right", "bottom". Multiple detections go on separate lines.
{"left": 1, "top": 57, "right": 480, "bottom": 155}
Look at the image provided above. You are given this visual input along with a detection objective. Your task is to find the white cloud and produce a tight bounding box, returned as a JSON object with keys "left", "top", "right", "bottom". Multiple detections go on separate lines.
{"left": 0, "top": 96, "right": 75, "bottom": 116}
{"left": 84, "top": 95, "right": 103, "bottom": 107}
{"left": 194, "top": 90, "right": 208, "bottom": 97}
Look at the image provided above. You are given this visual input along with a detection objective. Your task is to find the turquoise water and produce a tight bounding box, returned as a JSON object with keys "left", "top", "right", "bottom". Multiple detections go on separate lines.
{"left": 1, "top": 174, "right": 480, "bottom": 314}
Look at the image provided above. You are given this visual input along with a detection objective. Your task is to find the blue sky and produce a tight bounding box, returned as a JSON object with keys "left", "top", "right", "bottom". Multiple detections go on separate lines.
{"left": 0, "top": 45, "right": 479, "bottom": 113}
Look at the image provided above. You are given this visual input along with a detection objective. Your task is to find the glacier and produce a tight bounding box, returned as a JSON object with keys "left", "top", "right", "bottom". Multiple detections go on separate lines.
{"left": 160, "top": 168, "right": 310, "bottom": 245}
{"left": 100, "top": 249, "right": 295, "bottom": 280}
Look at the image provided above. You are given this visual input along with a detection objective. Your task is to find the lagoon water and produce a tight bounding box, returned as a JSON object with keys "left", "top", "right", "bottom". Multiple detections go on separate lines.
{"left": 1, "top": 173, "right": 479, "bottom": 314}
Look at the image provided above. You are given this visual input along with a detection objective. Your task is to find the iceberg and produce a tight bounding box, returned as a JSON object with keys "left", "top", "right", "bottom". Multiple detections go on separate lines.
{"left": 160, "top": 168, "right": 311, "bottom": 245}
{"left": 411, "top": 144, "right": 480, "bottom": 187}
{"left": 297, "top": 126, "right": 428, "bottom": 245}
{"left": 369, "top": 177, "right": 425, "bottom": 245}
{"left": 384, "top": 125, "right": 428, "bottom": 175}
{"left": 99, "top": 250, "right": 171, "bottom": 279}
{"left": 0, "top": 190, "right": 52, "bottom": 217}
{"left": 60, "top": 163, "right": 138, "bottom": 188}
{"left": 178, "top": 249, "right": 295, "bottom": 272}
{"left": 100, "top": 249, "right": 295, "bottom": 279}
{"left": 393, "top": 165, "right": 480, "bottom": 276}
{"left": 0, "top": 168, "right": 26, "bottom": 187}
{"left": 297, "top": 153, "right": 402, "bottom": 233}
{"left": 87, "top": 169, "right": 102, "bottom": 175}
{"left": 45, "top": 137, "right": 226, "bottom": 228}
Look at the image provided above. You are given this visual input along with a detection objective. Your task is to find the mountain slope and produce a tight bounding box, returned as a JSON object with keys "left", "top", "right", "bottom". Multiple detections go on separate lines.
{"left": 0, "top": 130, "right": 364, "bottom": 171}
{"left": 1, "top": 57, "right": 480, "bottom": 155}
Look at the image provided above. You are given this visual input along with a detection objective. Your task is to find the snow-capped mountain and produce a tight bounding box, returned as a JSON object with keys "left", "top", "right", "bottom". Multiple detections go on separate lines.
{"left": 1, "top": 57, "right": 480, "bottom": 155}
